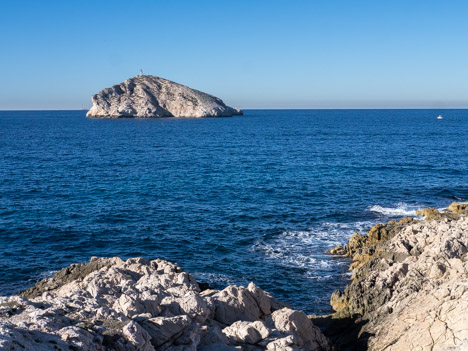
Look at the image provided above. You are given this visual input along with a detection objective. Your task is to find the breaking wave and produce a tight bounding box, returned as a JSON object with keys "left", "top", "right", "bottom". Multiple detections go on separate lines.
{"left": 251, "top": 221, "right": 373, "bottom": 278}
{"left": 369, "top": 202, "right": 418, "bottom": 217}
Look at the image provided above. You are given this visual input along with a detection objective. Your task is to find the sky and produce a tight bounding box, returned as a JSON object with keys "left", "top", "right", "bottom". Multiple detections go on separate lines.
{"left": 1, "top": 0, "right": 467, "bottom": 109}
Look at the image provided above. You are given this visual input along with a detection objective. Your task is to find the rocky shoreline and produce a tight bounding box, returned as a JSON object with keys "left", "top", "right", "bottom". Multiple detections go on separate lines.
{"left": 0, "top": 258, "right": 330, "bottom": 350}
{"left": 322, "top": 202, "right": 468, "bottom": 350}
{"left": 1, "top": 203, "right": 467, "bottom": 350}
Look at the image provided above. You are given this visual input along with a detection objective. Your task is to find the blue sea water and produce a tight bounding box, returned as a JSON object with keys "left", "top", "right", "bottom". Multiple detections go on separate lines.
{"left": 1, "top": 109, "right": 467, "bottom": 314}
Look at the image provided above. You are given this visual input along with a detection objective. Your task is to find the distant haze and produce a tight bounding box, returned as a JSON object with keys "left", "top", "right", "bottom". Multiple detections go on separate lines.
{"left": 1, "top": 0, "right": 467, "bottom": 110}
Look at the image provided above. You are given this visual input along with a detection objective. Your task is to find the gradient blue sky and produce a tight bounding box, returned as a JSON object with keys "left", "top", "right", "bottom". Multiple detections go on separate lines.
{"left": 1, "top": 0, "right": 467, "bottom": 109}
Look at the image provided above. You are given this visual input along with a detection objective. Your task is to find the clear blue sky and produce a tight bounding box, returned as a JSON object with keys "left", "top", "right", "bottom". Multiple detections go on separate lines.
{"left": 1, "top": 0, "right": 467, "bottom": 109}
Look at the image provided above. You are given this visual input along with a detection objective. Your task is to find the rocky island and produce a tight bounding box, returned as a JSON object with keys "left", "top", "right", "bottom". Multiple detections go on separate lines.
{"left": 86, "top": 75, "right": 243, "bottom": 118}
{"left": 1, "top": 203, "right": 467, "bottom": 350}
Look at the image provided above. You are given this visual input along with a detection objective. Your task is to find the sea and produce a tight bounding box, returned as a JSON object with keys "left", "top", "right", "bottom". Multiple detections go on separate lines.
{"left": 1, "top": 109, "right": 467, "bottom": 314}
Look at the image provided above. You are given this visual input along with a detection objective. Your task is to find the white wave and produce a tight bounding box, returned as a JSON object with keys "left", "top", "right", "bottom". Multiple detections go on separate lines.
{"left": 369, "top": 202, "right": 418, "bottom": 217}
{"left": 251, "top": 221, "right": 371, "bottom": 274}
{"left": 39, "top": 270, "right": 57, "bottom": 279}
{"left": 254, "top": 240, "right": 318, "bottom": 268}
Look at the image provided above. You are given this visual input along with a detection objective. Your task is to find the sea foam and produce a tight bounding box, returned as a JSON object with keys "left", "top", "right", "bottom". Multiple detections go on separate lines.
{"left": 369, "top": 202, "right": 418, "bottom": 217}
{"left": 251, "top": 221, "right": 373, "bottom": 279}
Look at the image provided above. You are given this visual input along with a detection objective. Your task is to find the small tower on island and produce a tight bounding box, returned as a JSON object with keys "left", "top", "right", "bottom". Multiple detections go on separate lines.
{"left": 139, "top": 69, "right": 143, "bottom": 76}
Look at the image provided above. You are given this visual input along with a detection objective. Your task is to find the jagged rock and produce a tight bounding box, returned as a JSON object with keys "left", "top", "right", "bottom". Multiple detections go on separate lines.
{"left": 179, "top": 291, "right": 211, "bottom": 323}
{"left": 223, "top": 320, "right": 270, "bottom": 344}
{"left": 328, "top": 232, "right": 368, "bottom": 257}
{"left": 247, "top": 282, "right": 274, "bottom": 316}
{"left": 199, "top": 323, "right": 229, "bottom": 348}
{"left": 416, "top": 207, "right": 443, "bottom": 220}
{"left": 265, "top": 335, "right": 303, "bottom": 351}
{"left": 212, "top": 285, "right": 261, "bottom": 325}
{"left": 416, "top": 207, "right": 462, "bottom": 221}
{"left": 329, "top": 217, "right": 416, "bottom": 273}
{"left": 327, "top": 245, "right": 347, "bottom": 256}
{"left": 0, "top": 257, "right": 330, "bottom": 351}
{"left": 447, "top": 201, "right": 468, "bottom": 214}
{"left": 86, "top": 75, "right": 243, "bottom": 118}
{"left": 329, "top": 290, "right": 348, "bottom": 313}
{"left": 59, "top": 326, "right": 100, "bottom": 350}
{"left": 268, "top": 308, "right": 331, "bottom": 350}
{"left": 122, "top": 321, "right": 155, "bottom": 351}
{"left": 367, "top": 217, "right": 414, "bottom": 244}
{"left": 141, "top": 315, "right": 192, "bottom": 347}
{"left": 327, "top": 210, "right": 468, "bottom": 351}
{"left": 20, "top": 256, "right": 122, "bottom": 299}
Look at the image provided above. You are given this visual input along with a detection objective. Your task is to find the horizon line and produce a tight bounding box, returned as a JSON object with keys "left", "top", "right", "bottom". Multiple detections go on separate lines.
{"left": 1, "top": 107, "right": 468, "bottom": 112}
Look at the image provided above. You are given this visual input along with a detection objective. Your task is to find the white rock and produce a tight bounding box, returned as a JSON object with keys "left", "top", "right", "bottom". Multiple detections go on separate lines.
{"left": 1, "top": 257, "right": 331, "bottom": 350}
{"left": 59, "top": 326, "right": 99, "bottom": 350}
{"left": 223, "top": 320, "right": 270, "bottom": 344}
{"left": 337, "top": 215, "right": 468, "bottom": 351}
{"left": 266, "top": 335, "right": 303, "bottom": 351}
{"left": 212, "top": 285, "right": 260, "bottom": 325}
{"left": 86, "top": 75, "right": 243, "bottom": 118}
{"left": 179, "top": 291, "right": 211, "bottom": 323}
{"left": 269, "top": 308, "right": 330, "bottom": 349}
{"left": 141, "top": 315, "right": 192, "bottom": 347}
{"left": 248, "top": 282, "right": 272, "bottom": 316}
{"left": 122, "top": 321, "right": 154, "bottom": 351}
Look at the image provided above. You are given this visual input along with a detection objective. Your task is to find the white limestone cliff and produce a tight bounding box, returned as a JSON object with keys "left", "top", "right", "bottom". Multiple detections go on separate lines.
{"left": 86, "top": 76, "right": 243, "bottom": 118}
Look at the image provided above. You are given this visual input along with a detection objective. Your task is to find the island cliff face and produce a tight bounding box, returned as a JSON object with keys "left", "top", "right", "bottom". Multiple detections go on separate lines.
{"left": 86, "top": 75, "right": 243, "bottom": 118}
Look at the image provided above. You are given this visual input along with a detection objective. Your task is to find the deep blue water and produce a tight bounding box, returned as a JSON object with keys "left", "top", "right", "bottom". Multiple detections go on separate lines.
{"left": 1, "top": 109, "right": 467, "bottom": 314}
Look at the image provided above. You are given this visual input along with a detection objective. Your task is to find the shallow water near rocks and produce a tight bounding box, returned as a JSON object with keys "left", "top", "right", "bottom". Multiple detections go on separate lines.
{"left": 1, "top": 109, "right": 467, "bottom": 314}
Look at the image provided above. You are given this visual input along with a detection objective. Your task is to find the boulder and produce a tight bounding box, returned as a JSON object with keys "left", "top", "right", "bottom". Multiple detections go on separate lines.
{"left": 247, "top": 282, "right": 272, "bottom": 316}
{"left": 141, "top": 315, "right": 192, "bottom": 347}
{"left": 447, "top": 201, "right": 468, "bottom": 214}
{"left": 268, "top": 308, "right": 330, "bottom": 349}
{"left": 416, "top": 207, "right": 443, "bottom": 220}
{"left": 212, "top": 285, "right": 261, "bottom": 325}
{"left": 223, "top": 320, "right": 270, "bottom": 344}
{"left": 265, "top": 335, "right": 303, "bottom": 351}
{"left": 179, "top": 291, "right": 211, "bottom": 323}
{"left": 122, "top": 321, "right": 154, "bottom": 351}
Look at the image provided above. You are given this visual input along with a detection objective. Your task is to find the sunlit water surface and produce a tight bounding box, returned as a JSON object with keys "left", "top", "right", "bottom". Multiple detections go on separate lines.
{"left": 1, "top": 109, "right": 467, "bottom": 313}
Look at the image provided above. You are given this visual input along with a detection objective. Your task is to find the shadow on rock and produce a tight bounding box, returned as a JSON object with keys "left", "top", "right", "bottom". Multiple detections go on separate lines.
{"left": 311, "top": 315, "right": 372, "bottom": 351}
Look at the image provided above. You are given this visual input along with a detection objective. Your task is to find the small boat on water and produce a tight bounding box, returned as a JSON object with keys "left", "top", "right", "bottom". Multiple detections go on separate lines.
{"left": 437, "top": 115, "right": 443, "bottom": 119}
